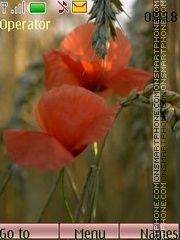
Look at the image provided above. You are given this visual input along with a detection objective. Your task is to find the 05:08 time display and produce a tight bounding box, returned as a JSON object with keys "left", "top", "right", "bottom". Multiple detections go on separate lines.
{"left": 144, "top": 11, "right": 178, "bottom": 22}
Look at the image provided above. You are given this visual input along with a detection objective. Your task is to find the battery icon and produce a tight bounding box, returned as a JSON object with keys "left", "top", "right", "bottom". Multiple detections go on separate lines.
{"left": 28, "top": 2, "right": 46, "bottom": 14}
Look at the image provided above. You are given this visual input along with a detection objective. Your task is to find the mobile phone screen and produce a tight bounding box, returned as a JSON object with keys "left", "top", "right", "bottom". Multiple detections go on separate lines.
{"left": 1, "top": 0, "right": 180, "bottom": 239}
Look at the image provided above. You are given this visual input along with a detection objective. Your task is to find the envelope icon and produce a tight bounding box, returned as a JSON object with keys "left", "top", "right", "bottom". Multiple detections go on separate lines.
{"left": 72, "top": 1, "right": 87, "bottom": 13}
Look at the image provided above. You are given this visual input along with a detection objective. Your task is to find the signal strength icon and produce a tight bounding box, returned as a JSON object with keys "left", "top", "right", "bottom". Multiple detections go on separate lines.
{"left": 11, "top": 1, "right": 25, "bottom": 14}
{"left": 0, "top": 2, "right": 8, "bottom": 14}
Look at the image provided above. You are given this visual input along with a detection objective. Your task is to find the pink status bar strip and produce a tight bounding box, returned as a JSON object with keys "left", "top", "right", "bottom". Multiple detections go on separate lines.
{"left": 60, "top": 223, "right": 119, "bottom": 239}
{"left": 120, "top": 223, "right": 179, "bottom": 239}
{"left": 0, "top": 224, "right": 59, "bottom": 239}
{"left": 0, "top": 223, "right": 179, "bottom": 239}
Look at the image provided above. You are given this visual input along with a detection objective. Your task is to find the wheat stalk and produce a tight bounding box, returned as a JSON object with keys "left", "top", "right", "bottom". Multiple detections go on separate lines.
{"left": 121, "top": 84, "right": 180, "bottom": 142}
{"left": 89, "top": 0, "right": 124, "bottom": 59}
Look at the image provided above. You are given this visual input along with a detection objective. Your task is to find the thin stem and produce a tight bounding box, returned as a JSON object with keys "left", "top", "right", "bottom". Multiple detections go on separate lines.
{"left": 95, "top": 105, "right": 123, "bottom": 167}
{"left": 61, "top": 168, "right": 75, "bottom": 223}
{"left": 95, "top": 135, "right": 108, "bottom": 167}
{"left": 132, "top": 101, "right": 152, "bottom": 109}
{"left": 74, "top": 165, "right": 97, "bottom": 222}
{"left": 65, "top": 168, "right": 80, "bottom": 202}
{"left": 93, "top": 142, "right": 98, "bottom": 156}
{"left": 65, "top": 168, "right": 85, "bottom": 216}
{"left": 91, "top": 177, "right": 99, "bottom": 221}
{"left": 0, "top": 164, "right": 13, "bottom": 196}
{"left": 37, "top": 170, "right": 62, "bottom": 222}
{"left": 84, "top": 169, "right": 98, "bottom": 222}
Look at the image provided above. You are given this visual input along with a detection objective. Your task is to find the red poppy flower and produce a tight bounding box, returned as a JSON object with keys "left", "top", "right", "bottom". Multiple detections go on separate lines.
{"left": 3, "top": 85, "right": 118, "bottom": 169}
{"left": 44, "top": 23, "right": 152, "bottom": 96}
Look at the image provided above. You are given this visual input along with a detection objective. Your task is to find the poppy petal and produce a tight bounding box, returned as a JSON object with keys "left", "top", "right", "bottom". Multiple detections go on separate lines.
{"left": 104, "top": 28, "right": 132, "bottom": 79}
{"left": 3, "top": 130, "right": 74, "bottom": 169}
{"left": 35, "top": 85, "right": 118, "bottom": 153}
{"left": 59, "top": 52, "right": 103, "bottom": 91}
{"left": 60, "top": 23, "right": 132, "bottom": 89}
{"left": 59, "top": 24, "right": 102, "bottom": 90}
{"left": 60, "top": 23, "right": 95, "bottom": 59}
{"left": 60, "top": 23, "right": 131, "bottom": 68}
{"left": 43, "top": 50, "right": 79, "bottom": 90}
{"left": 73, "top": 103, "right": 118, "bottom": 153}
{"left": 108, "top": 67, "right": 153, "bottom": 96}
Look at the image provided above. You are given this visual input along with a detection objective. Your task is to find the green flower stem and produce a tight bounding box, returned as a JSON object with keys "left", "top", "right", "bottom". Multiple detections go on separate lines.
{"left": 37, "top": 170, "right": 62, "bottom": 222}
{"left": 84, "top": 168, "right": 99, "bottom": 222}
{"left": 74, "top": 165, "right": 98, "bottom": 222}
{"left": 0, "top": 163, "right": 12, "bottom": 196}
{"left": 65, "top": 168, "right": 80, "bottom": 203}
{"left": 61, "top": 168, "right": 75, "bottom": 223}
{"left": 65, "top": 168, "right": 85, "bottom": 217}
{"left": 95, "top": 105, "right": 123, "bottom": 167}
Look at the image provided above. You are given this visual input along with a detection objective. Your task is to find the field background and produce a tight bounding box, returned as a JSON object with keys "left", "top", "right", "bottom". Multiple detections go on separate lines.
{"left": 0, "top": 0, "right": 180, "bottom": 223}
